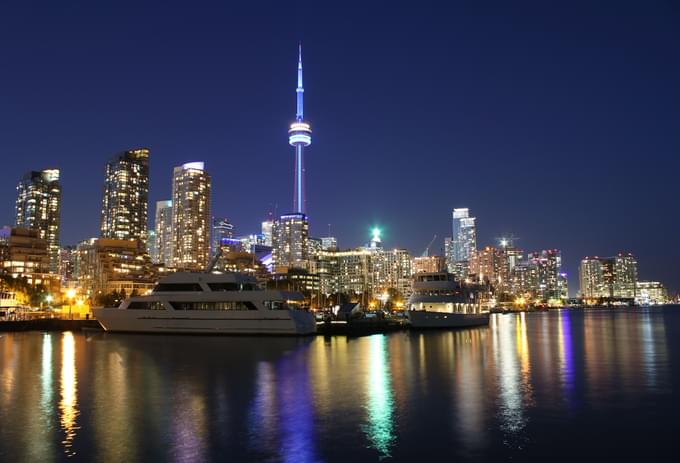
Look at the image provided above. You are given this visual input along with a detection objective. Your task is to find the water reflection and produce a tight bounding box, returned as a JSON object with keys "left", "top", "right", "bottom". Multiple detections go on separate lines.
{"left": 364, "top": 335, "right": 395, "bottom": 460}
{"left": 42, "top": 334, "right": 53, "bottom": 410}
{"left": 0, "top": 309, "right": 676, "bottom": 461}
{"left": 172, "top": 382, "right": 208, "bottom": 463}
{"left": 451, "top": 329, "right": 487, "bottom": 452}
{"left": 59, "top": 332, "right": 80, "bottom": 458}
{"left": 557, "top": 311, "right": 575, "bottom": 405}
{"left": 493, "top": 314, "right": 533, "bottom": 449}
{"left": 278, "top": 348, "right": 318, "bottom": 463}
{"left": 248, "top": 345, "right": 319, "bottom": 462}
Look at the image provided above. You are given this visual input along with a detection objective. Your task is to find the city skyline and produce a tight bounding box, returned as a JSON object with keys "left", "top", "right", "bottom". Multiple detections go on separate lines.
{"left": 0, "top": 2, "right": 678, "bottom": 293}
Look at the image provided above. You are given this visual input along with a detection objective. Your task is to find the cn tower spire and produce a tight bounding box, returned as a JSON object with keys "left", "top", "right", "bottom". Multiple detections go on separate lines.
{"left": 288, "top": 43, "right": 312, "bottom": 214}
{"left": 296, "top": 43, "right": 304, "bottom": 121}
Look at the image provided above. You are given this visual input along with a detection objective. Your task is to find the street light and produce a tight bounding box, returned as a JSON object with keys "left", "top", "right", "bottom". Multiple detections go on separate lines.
{"left": 66, "top": 289, "right": 76, "bottom": 320}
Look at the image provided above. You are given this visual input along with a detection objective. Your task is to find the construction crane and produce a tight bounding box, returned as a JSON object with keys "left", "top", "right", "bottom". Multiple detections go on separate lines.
{"left": 421, "top": 234, "right": 437, "bottom": 257}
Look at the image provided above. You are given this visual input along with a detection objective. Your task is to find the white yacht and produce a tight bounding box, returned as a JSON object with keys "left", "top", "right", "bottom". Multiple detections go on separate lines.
{"left": 407, "top": 272, "right": 490, "bottom": 329}
{"left": 93, "top": 273, "right": 317, "bottom": 335}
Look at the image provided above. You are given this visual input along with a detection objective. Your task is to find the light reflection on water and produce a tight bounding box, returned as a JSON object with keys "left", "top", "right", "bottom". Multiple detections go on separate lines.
{"left": 58, "top": 332, "right": 79, "bottom": 458}
{"left": 363, "top": 335, "right": 395, "bottom": 460}
{"left": 0, "top": 308, "right": 676, "bottom": 461}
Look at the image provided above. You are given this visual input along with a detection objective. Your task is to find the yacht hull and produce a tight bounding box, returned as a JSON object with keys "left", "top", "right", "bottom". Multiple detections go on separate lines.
{"left": 407, "top": 310, "right": 490, "bottom": 329}
{"left": 93, "top": 308, "right": 317, "bottom": 335}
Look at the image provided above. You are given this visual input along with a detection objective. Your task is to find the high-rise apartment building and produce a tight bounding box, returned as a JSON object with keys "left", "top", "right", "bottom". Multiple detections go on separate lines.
{"left": 15, "top": 169, "right": 61, "bottom": 272}
{"left": 580, "top": 254, "right": 638, "bottom": 298}
{"left": 77, "top": 238, "right": 155, "bottom": 300}
{"left": 172, "top": 162, "right": 211, "bottom": 271}
{"left": 528, "top": 249, "right": 562, "bottom": 300}
{"left": 211, "top": 217, "right": 235, "bottom": 258}
{"left": 100, "top": 149, "right": 149, "bottom": 247}
{"left": 579, "top": 257, "right": 604, "bottom": 298}
{"left": 451, "top": 208, "right": 476, "bottom": 266}
{"left": 147, "top": 230, "right": 157, "bottom": 263}
{"left": 613, "top": 254, "right": 637, "bottom": 298}
{"left": 153, "top": 200, "right": 173, "bottom": 266}
{"left": 272, "top": 213, "right": 309, "bottom": 272}
{"left": 413, "top": 255, "right": 445, "bottom": 274}
{"left": 469, "top": 246, "right": 503, "bottom": 285}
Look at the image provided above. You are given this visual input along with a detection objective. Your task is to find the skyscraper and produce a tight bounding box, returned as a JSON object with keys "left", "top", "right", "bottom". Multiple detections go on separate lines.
{"left": 451, "top": 208, "right": 477, "bottom": 263}
{"left": 100, "top": 149, "right": 149, "bottom": 247}
{"left": 272, "top": 213, "right": 309, "bottom": 272}
{"left": 211, "top": 217, "right": 234, "bottom": 258}
{"left": 528, "top": 249, "right": 562, "bottom": 300}
{"left": 15, "top": 169, "right": 61, "bottom": 272}
{"left": 288, "top": 44, "right": 312, "bottom": 214}
{"left": 580, "top": 254, "right": 638, "bottom": 298}
{"left": 154, "top": 200, "right": 173, "bottom": 266}
{"left": 579, "top": 257, "right": 604, "bottom": 298}
{"left": 172, "top": 162, "right": 211, "bottom": 271}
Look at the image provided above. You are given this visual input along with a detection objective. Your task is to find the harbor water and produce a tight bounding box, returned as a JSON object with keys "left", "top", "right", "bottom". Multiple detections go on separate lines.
{"left": 1, "top": 307, "right": 678, "bottom": 462}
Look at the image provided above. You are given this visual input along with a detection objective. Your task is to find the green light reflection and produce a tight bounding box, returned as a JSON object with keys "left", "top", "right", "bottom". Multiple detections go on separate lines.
{"left": 364, "top": 335, "right": 395, "bottom": 459}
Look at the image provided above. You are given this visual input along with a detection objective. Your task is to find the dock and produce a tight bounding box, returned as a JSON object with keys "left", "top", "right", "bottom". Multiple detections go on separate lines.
{"left": 0, "top": 319, "right": 102, "bottom": 332}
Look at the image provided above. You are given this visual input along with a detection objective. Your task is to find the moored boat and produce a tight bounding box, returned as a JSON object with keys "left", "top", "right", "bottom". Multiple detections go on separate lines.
{"left": 93, "top": 272, "right": 316, "bottom": 335}
{"left": 407, "top": 272, "right": 490, "bottom": 329}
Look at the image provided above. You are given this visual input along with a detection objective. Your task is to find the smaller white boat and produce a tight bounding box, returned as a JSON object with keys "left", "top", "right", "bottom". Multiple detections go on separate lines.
{"left": 407, "top": 272, "right": 490, "bottom": 329}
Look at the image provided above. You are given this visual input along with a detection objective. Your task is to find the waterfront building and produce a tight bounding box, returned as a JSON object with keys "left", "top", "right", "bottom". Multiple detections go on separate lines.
{"left": 211, "top": 217, "right": 235, "bottom": 258}
{"left": 15, "top": 169, "right": 61, "bottom": 272}
{"left": 272, "top": 268, "right": 320, "bottom": 294}
{"left": 469, "top": 246, "right": 503, "bottom": 286}
{"left": 153, "top": 200, "right": 173, "bottom": 267}
{"left": 212, "top": 249, "right": 270, "bottom": 284}
{"left": 313, "top": 230, "right": 413, "bottom": 302}
{"left": 510, "top": 261, "right": 538, "bottom": 296}
{"left": 100, "top": 149, "right": 149, "bottom": 247}
{"left": 451, "top": 208, "right": 476, "bottom": 262}
{"left": 497, "top": 245, "right": 523, "bottom": 294}
{"left": 613, "top": 254, "right": 638, "bottom": 298}
{"left": 288, "top": 44, "right": 312, "bottom": 214}
{"left": 413, "top": 255, "right": 445, "bottom": 274}
{"left": 0, "top": 227, "right": 60, "bottom": 293}
{"left": 528, "top": 250, "right": 562, "bottom": 300}
{"left": 172, "top": 162, "right": 211, "bottom": 271}
{"left": 579, "top": 257, "right": 605, "bottom": 298}
{"left": 374, "top": 248, "right": 413, "bottom": 298}
{"left": 579, "top": 254, "right": 638, "bottom": 298}
{"left": 334, "top": 248, "right": 372, "bottom": 297}
{"left": 558, "top": 272, "right": 569, "bottom": 299}
{"left": 77, "top": 238, "right": 155, "bottom": 302}
{"left": 272, "top": 213, "right": 309, "bottom": 272}
{"left": 636, "top": 281, "right": 668, "bottom": 305}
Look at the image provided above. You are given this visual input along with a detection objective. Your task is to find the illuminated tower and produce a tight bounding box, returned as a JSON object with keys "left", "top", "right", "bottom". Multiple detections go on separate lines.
{"left": 15, "top": 169, "right": 61, "bottom": 272}
{"left": 172, "top": 162, "right": 211, "bottom": 271}
{"left": 288, "top": 44, "right": 312, "bottom": 214}
{"left": 100, "top": 149, "right": 149, "bottom": 248}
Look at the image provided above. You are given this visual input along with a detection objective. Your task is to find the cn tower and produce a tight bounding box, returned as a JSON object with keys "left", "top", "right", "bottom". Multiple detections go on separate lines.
{"left": 288, "top": 44, "right": 312, "bottom": 214}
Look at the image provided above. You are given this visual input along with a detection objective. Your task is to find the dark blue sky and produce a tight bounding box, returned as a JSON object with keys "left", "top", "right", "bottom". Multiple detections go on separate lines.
{"left": 0, "top": 1, "right": 678, "bottom": 294}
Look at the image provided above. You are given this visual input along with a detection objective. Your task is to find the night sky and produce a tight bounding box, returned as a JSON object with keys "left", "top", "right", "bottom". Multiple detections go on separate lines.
{"left": 0, "top": 1, "right": 678, "bottom": 294}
